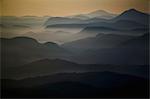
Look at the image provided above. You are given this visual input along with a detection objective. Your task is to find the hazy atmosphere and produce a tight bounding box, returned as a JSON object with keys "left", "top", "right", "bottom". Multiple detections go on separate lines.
{"left": 1, "top": 0, "right": 149, "bottom": 16}
{"left": 1, "top": 0, "right": 149, "bottom": 98}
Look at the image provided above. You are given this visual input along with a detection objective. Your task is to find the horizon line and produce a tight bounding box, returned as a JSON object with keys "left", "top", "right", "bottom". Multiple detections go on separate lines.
{"left": 1, "top": 8, "right": 148, "bottom": 17}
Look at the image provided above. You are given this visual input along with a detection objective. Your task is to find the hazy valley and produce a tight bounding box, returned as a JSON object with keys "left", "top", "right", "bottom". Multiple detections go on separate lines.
{"left": 1, "top": 9, "right": 149, "bottom": 98}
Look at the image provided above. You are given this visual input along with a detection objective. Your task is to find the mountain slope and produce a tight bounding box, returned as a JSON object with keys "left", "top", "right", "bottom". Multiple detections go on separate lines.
{"left": 46, "top": 9, "right": 148, "bottom": 30}
{"left": 0, "top": 37, "right": 69, "bottom": 68}
{"left": 119, "top": 33, "right": 149, "bottom": 49}
{"left": 4, "top": 59, "right": 80, "bottom": 79}
{"left": 86, "top": 10, "right": 116, "bottom": 19}
{"left": 113, "top": 9, "right": 149, "bottom": 25}
{"left": 62, "top": 34, "right": 149, "bottom": 65}
{"left": 69, "top": 10, "right": 117, "bottom": 20}
{"left": 2, "top": 71, "right": 148, "bottom": 98}
{"left": 62, "top": 34, "right": 134, "bottom": 50}
{"left": 44, "top": 17, "right": 82, "bottom": 26}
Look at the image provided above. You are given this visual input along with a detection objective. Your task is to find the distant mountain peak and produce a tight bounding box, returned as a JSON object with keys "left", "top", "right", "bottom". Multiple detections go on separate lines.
{"left": 68, "top": 9, "right": 117, "bottom": 20}
{"left": 120, "top": 8, "right": 147, "bottom": 16}
{"left": 127, "top": 8, "right": 138, "bottom": 12}
{"left": 87, "top": 9, "right": 116, "bottom": 17}
{"left": 44, "top": 42, "right": 58, "bottom": 46}
{"left": 11, "top": 37, "right": 38, "bottom": 43}
{"left": 114, "top": 8, "right": 149, "bottom": 25}
{"left": 89, "top": 10, "right": 109, "bottom": 14}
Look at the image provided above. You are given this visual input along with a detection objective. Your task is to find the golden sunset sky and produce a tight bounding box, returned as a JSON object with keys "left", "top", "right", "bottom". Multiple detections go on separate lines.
{"left": 1, "top": 0, "right": 149, "bottom": 16}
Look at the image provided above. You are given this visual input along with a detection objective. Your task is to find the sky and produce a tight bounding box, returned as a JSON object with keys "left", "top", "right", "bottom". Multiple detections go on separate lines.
{"left": 1, "top": 0, "right": 149, "bottom": 16}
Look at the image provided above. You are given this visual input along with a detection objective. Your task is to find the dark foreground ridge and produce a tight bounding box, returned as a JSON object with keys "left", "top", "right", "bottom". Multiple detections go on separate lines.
{"left": 1, "top": 71, "right": 149, "bottom": 98}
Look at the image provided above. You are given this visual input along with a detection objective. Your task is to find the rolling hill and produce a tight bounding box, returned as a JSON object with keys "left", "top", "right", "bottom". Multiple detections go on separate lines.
{"left": 0, "top": 37, "right": 70, "bottom": 68}
{"left": 2, "top": 71, "right": 148, "bottom": 98}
